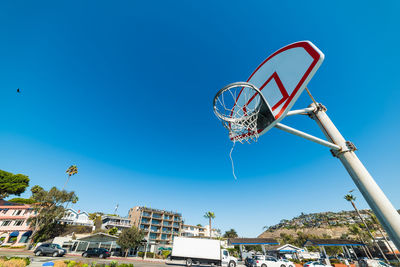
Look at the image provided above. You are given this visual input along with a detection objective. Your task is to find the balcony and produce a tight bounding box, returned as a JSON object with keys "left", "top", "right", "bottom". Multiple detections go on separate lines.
{"left": 152, "top": 214, "right": 162, "bottom": 219}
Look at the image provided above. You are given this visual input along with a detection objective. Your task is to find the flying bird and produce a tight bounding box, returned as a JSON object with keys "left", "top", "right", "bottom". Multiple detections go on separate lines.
{"left": 17, "top": 88, "right": 20, "bottom": 93}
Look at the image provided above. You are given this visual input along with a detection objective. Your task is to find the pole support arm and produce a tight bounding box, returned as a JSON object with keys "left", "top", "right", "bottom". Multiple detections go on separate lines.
{"left": 275, "top": 123, "right": 341, "bottom": 150}
{"left": 286, "top": 107, "right": 316, "bottom": 116}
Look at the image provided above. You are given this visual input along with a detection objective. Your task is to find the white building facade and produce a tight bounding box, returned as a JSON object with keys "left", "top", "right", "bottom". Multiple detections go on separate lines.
{"left": 181, "top": 224, "right": 220, "bottom": 238}
{"left": 60, "top": 208, "right": 93, "bottom": 227}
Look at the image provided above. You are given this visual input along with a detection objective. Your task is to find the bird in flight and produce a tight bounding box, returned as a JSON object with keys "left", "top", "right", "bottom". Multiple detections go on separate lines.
{"left": 17, "top": 88, "right": 21, "bottom": 93}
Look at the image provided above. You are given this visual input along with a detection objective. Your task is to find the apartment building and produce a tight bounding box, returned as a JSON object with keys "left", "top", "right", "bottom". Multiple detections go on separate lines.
{"left": 181, "top": 224, "right": 221, "bottom": 238}
{"left": 128, "top": 206, "right": 183, "bottom": 246}
{"left": 101, "top": 215, "right": 131, "bottom": 232}
{"left": 60, "top": 208, "right": 94, "bottom": 227}
{"left": 181, "top": 224, "right": 207, "bottom": 237}
{"left": 0, "top": 200, "right": 35, "bottom": 245}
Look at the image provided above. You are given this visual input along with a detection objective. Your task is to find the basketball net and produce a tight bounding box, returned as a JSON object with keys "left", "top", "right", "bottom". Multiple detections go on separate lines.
{"left": 213, "top": 82, "right": 267, "bottom": 180}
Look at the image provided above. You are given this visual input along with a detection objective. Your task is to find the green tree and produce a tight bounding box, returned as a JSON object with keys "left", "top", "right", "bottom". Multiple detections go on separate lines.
{"left": 0, "top": 170, "right": 29, "bottom": 199}
{"left": 108, "top": 227, "right": 118, "bottom": 236}
{"left": 28, "top": 185, "right": 78, "bottom": 243}
{"left": 8, "top": 197, "right": 35, "bottom": 204}
{"left": 223, "top": 229, "right": 238, "bottom": 238}
{"left": 204, "top": 211, "right": 215, "bottom": 237}
{"left": 89, "top": 212, "right": 104, "bottom": 231}
{"left": 63, "top": 165, "right": 78, "bottom": 190}
{"left": 117, "top": 226, "right": 144, "bottom": 257}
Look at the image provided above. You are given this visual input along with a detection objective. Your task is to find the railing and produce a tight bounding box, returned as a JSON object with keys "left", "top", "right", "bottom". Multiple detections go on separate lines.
{"left": 103, "top": 221, "right": 131, "bottom": 227}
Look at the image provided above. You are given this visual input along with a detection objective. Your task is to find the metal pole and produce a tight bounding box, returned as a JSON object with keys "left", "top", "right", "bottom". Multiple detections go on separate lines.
{"left": 310, "top": 103, "right": 400, "bottom": 251}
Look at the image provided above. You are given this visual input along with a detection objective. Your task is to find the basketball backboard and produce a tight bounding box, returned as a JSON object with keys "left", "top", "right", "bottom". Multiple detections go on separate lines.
{"left": 230, "top": 41, "right": 324, "bottom": 141}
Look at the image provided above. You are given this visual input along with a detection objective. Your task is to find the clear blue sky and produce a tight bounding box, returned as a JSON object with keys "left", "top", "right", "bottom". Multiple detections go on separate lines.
{"left": 1, "top": 1, "right": 399, "bottom": 237}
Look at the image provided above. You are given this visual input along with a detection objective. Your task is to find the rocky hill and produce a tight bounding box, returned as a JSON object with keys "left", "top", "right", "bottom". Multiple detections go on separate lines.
{"left": 258, "top": 210, "right": 373, "bottom": 240}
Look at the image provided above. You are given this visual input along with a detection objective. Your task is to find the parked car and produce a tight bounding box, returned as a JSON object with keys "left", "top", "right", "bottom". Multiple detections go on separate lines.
{"left": 245, "top": 257, "right": 255, "bottom": 267}
{"left": 82, "top": 248, "right": 111, "bottom": 258}
{"left": 253, "top": 256, "right": 293, "bottom": 267}
{"left": 281, "top": 259, "right": 295, "bottom": 267}
{"left": 360, "top": 259, "right": 393, "bottom": 267}
{"left": 303, "top": 261, "right": 333, "bottom": 267}
{"left": 34, "top": 243, "right": 66, "bottom": 257}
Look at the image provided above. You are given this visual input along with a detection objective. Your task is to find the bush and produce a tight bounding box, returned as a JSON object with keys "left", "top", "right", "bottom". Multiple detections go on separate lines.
{"left": 54, "top": 261, "right": 68, "bottom": 267}
{"left": 161, "top": 250, "right": 171, "bottom": 259}
{"left": 145, "top": 252, "right": 154, "bottom": 258}
{"left": 0, "top": 258, "right": 28, "bottom": 267}
{"left": 138, "top": 252, "right": 144, "bottom": 257}
{"left": 10, "top": 246, "right": 26, "bottom": 249}
{"left": 118, "top": 264, "right": 134, "bottom": 267}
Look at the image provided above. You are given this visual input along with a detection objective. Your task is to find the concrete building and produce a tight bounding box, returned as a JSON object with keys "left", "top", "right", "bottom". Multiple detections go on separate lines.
{"left": 128, "top": 206, "right": 183, "bottom": 247}
{"left": 60, "top": 208, "right": 94, "bottom": 227}
{"left": 53, "top": 233, "right": 122, "bottom": 256}
{"left": 101, "top": 215, "right": 131, "bottom": 232}
{"left": 181, "top": 224, "right": 207, "bottom": 237}
{"left": 204, "top": 225, "right": 221, "bottom": 238}
{"left": 0, "top": 200, "right": 34, "bottom": 245}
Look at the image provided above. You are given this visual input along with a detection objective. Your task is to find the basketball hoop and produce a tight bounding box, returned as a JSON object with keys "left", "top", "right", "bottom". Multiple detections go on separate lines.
{"left": 213, "top": 82, "right": 273, "bottom": 143}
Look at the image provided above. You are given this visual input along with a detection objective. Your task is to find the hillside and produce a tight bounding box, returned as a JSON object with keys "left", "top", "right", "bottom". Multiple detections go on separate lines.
{"left": 258, "top": 210, "right": 374, "bottom": 240}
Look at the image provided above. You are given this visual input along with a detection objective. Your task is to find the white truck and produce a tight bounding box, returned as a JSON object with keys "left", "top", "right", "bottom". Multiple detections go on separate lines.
{"left": 170, "top": 237, "right": 237, "bottom": 267}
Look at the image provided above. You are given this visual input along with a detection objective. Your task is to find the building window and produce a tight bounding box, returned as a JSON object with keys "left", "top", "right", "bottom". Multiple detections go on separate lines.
{"left": 14, "top": 220, "right": 24, "bottom": 226}
{"left": 2, "top": 209, "right": 8, "bottom": 214}
{"left": 2, "top": 221, "right": 11, "bottom": 226}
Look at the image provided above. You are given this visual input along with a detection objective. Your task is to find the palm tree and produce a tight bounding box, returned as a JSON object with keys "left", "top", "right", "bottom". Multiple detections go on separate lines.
{"left": 344, "top": 193, "right": 389, "bottom": 263}
{"left": 369, "top": 212, "right": 400, "bottom": 263}
{"left": 204, "top": 211, "right": 215, "bottom": 237}
{"left": 348, "top": 224, "right": 373, "bottom": 258}
{"left": 63, "top": 165, "right": 78, "bottom": 190}
{"left": 223, "top": 229, "right": 238, "bottom": 239}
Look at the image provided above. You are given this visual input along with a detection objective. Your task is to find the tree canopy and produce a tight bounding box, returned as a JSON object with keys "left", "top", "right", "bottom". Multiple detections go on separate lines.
{"left": 117, "top": 226, "right": 144, "bottom": 257}
{"left": 0, "top": 170, "right": 29, "bottom": 199}
{"left": 28, "top": 185, "right": 78, "bottom": 242}
{"left": 223, "top": 228, "right": 238, "bottom": 238}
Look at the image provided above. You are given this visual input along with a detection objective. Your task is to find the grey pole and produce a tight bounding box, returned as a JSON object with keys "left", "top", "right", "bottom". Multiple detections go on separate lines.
{"left": 310, "top": 103, "right": 400, "bottom": 251}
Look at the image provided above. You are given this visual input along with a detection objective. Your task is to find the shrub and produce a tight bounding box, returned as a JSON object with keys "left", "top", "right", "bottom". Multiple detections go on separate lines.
{"left": 161, "top": 250, "right": 171, "bottom": 259}
{"left": 10, "top": 246, "right": 26, "bottom": 249}
{"left": 109, "top": 261, "right": 118, "bottom": 267}
{"left": 0, "top": 258, "right": 27, "bottom": 267}
{"left": 138, "top": 252, "right": 144, "bottom": 257}
{"left": 145, "top": 252, "right": 154, "bottom": 258}
{"left": 54, "top": 261, "right": 68, "bottom": 267}
{"left": 118, "top": 264, "right": 134, "bottom": 267}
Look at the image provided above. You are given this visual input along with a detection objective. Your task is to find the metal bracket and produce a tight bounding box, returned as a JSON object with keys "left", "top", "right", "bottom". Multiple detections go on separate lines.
{"left": 330, "top": 141, "right": 357, "bottom": 157}
{"left": 308, "top": 103, "right": 327, "bottom": 119}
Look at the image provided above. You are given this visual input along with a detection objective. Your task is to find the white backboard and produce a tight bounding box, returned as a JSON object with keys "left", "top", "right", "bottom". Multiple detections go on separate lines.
{"left": 232, "top": 41, "right": 324, "bottom": 141}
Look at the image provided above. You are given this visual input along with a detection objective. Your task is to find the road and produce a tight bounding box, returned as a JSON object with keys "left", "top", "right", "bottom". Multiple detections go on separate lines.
{"left": 0, "top": 250, "right": 246, "bottom": 267}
